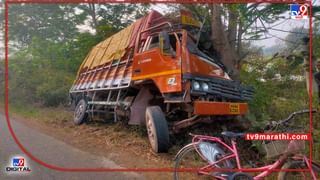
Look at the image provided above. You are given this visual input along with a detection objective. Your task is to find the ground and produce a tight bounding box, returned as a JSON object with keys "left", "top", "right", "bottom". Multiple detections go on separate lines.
{"left": 2, "top": 105, "right": 177, "bottom": 179}
{"left": 1, "top": 104, "right": 299, "bottom": 179}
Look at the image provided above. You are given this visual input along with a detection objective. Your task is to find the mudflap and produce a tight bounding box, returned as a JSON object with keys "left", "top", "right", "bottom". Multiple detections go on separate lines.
{"left": 129, "top": 87, "right": 154, "bottom": 125}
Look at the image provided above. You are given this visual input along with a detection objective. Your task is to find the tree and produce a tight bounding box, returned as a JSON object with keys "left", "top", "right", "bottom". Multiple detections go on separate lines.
{"left": 211, "top": 5, "right": 240, "bottom": 79}
{"left": 212, "top": 4, "right": 291, "bottom": 80}
{"left": 180, "top": 4, "right": 304, "bottom": 80}
{"left": 5, "top": 4, "right": 151, "bottom": 106}
{"left": 7, "top": 4, "right": 81, "bottom": 48}
{"left": 313, "top": 21, "right": 320, "bottom": 59}
{"left": 77, "top": 4, "right": 150, "bottom": 34}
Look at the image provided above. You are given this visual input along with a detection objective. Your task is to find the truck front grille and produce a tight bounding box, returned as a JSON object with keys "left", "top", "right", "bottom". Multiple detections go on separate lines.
{"left": 184, "top": 74, "right": 254, "bottom": 101}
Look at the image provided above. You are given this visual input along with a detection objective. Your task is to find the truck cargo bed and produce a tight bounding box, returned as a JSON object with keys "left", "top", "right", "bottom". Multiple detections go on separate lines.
{"left": 70, "top": 51, "right": 133, "bottom": 93}
{"left": 70, "top": 11, "right": 167, "bottom": 94}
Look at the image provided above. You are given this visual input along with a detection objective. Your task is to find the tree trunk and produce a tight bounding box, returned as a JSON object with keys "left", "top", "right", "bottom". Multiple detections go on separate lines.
{"left": 211, "top": 5, "right": 239, "bottom": 80}
{"left": 236, "top": 19, "right": 244, "bottom": 68}
{"left": 88, "top": 3, "right": 98, "bottom": 32}
{"left": 227, "top": 6, "right": 237, "bottom": 52}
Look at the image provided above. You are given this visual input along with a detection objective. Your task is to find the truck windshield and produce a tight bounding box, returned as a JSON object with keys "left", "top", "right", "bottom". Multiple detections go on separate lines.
{"left": 144, "top": 33, "right": 178, "bottom": 54}
{"left": 187, "top": 36, "right": 225, "bottom": 69}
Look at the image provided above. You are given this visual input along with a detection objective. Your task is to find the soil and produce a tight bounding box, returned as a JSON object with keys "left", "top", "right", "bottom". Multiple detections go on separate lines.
{"left": 3, "top": 105, "right": 267, "bottom": 179}
{"left": 5, "top": 107, "right": 179, "bottom": 179}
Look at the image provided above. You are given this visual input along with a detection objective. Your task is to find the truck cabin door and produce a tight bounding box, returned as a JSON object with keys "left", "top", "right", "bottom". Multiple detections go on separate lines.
{"left": 132, "top": 32, "right": 182, "bottom": 93}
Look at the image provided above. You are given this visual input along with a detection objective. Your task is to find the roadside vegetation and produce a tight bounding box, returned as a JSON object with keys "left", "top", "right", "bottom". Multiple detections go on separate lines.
{"left": 0, "top": 3, "right": 319, "bottom": 163}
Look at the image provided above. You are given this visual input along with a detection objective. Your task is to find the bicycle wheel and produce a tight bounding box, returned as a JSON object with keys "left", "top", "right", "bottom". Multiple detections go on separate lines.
{"left": 278, "top": 160, "right": 320, "bottom": 180}
{"left": 230, "top": 172, "right": 253, "bottom": 180}
{"left": 174, "top": 143, "right": 211, "bottom": 180}
{"left": 174, "top": 142, "right": 232, "bottom": 180}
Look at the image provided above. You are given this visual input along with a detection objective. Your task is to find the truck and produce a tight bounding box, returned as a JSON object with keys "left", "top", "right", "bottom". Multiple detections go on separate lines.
{"left": 69, "top": 10, "right": 254, "bottom": 153}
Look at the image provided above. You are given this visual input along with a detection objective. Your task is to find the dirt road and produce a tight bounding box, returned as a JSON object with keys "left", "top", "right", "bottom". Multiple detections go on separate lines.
{"left": 0, "top": 115, "right": 144, "bottom": 180}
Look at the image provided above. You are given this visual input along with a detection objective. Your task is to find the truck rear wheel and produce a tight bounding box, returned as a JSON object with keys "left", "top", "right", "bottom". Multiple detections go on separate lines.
{"left": 74, "top": 99, "right": 88, "bottom": 125}
{"left": 145, "top": 106, "right": 170, "bottom": 153}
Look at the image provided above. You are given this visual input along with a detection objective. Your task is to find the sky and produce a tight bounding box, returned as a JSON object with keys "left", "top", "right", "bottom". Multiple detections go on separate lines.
{"left": 251, "top": 13, "right": 310, "bottom": 48}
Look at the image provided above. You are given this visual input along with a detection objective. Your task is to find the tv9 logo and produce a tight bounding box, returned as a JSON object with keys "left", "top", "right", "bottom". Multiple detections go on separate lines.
{"left": 6, "top": 156, "right": 31, "bottom": 173}
{"left": 13, "top": 158, "right": 25, "bottom": 166}
{"left": 290, "top": 4, "right": 309, "bottom": 19}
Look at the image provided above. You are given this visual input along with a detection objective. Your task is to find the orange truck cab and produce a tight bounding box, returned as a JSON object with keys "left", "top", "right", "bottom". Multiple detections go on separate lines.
{"left": 69, "top": 11, "right": 254, "bottom": 153}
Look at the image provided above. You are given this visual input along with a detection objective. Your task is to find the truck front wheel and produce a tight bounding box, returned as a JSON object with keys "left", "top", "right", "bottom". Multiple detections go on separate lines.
{"left": 74, "top": 99, "right": 88, "bottom": 125}
{"left": 145, "top": 106, "right": 170, "bottom": 153}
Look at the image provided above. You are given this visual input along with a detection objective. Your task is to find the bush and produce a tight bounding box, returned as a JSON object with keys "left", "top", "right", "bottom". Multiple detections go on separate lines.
{"left": 7, "top": 34, "right": 100, "bottom": 107}
{"left": 241, "top": 57, "right": 309, "bottom": 130}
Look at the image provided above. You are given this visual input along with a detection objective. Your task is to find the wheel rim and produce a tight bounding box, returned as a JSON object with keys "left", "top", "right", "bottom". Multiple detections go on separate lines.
{"left": 75, "top": 102, "right": 84, "bottom": 120}
{"left": 146, "top": 114, "right": 156, "bottom": 150}
{"left": 174, "top": 145, "right": 211, "bottom": 180}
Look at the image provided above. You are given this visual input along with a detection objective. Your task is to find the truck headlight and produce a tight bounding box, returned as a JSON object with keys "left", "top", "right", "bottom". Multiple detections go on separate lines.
{"left": 192, "top": 81, "right": 200, "bottom": 90}
{"left": 201, "top": 82, "right": 209, "bottom": 91}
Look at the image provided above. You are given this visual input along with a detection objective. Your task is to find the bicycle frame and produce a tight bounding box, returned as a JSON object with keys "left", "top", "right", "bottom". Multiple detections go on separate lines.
{"left": 191, "top": 135, "right": 316, "bottom": 180}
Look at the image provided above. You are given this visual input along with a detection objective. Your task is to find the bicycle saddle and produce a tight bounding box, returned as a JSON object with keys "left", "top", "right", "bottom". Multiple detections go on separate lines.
{"left": 221, "top": 131, "right": 245, "bottom": 139}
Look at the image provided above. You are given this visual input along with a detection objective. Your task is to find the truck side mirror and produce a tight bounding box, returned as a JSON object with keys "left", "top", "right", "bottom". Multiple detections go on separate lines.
{"left": 159, "top": 31, "right": 174, "bottom": 57}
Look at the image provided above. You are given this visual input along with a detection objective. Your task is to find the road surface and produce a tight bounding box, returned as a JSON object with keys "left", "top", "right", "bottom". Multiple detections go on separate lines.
{"left": 0, "top": 115, "right": 144, "bottom": 180}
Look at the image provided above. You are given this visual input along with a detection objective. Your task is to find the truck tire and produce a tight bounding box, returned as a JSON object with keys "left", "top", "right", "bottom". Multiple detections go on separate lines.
{"left": 145, "top": 106, "right": 170, "bottom": 153}
{"left": 74, "top": 99, "right": 88, "bottom": 125}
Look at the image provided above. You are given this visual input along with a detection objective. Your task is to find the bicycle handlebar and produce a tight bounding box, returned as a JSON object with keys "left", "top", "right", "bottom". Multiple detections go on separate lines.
{"left": 265, "top": 108, "right": 316, "bottom": 130}
{"left": 279, "top": 109, "right": 316, "bottom": 124}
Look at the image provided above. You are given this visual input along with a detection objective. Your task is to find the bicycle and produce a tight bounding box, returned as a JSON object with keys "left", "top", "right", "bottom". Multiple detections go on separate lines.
{"left": 173, "top": 109, "right": 320, "bottom": 180}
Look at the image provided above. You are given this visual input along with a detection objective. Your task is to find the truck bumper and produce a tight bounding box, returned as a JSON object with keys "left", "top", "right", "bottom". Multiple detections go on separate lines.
{"left": 193, "top": 101, "right": 248, "bottom": 115}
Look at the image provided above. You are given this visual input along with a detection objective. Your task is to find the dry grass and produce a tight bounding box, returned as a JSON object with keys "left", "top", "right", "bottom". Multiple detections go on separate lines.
{"left": 4, "top": 103, "right": 319, "bottom": 179}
